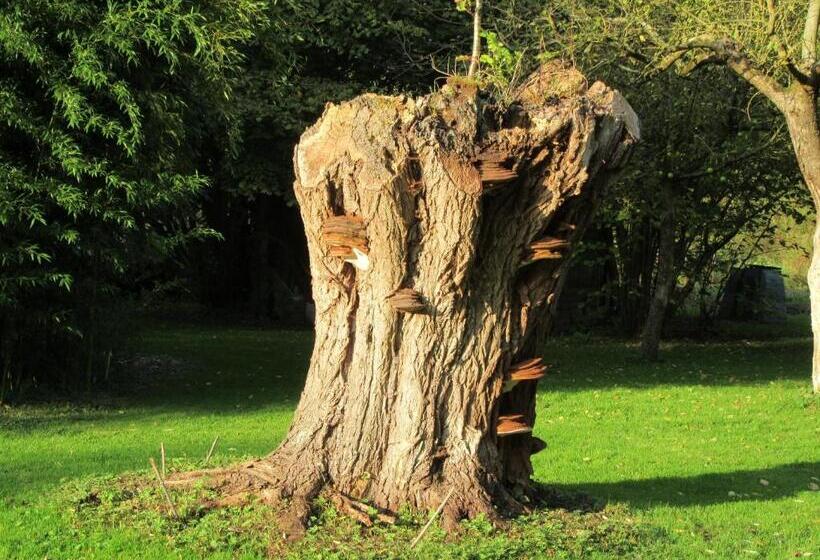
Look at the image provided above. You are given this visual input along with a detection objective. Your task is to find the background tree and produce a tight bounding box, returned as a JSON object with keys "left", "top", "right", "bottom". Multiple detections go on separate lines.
{"left": 529, "top": 0, "right": 818, "bottom": 380}
{"left": 0, "top": 0, "right": 262, "bottom": 399}
{"left": 485, "top": 0, "right": 811, "bottom": 361}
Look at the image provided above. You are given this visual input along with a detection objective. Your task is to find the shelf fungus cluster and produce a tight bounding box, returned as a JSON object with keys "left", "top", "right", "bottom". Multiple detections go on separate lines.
{"left": 386, "top": 288, "right": 426, "bottom": 314}
{"left": 496, "top": 414, "right": 532, "bottom": 436}
{"left": 496, "top": 357, "right": 548, "bottom": 440}
{"left": 523, "top": 236, "right": 571, "bottom": 264}
{"left": 321, "top": 215, "right": 370, "bottom": 270}
{"left": 475, "top": 147, "right": 518, "bottom": 191}
{"left": 502, "top": 357, "right": 547, "bottom": 393}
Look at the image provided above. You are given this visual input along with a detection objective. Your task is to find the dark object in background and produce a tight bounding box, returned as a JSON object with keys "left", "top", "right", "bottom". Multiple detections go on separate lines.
{"left": 719, "top": 265, "right": 787, "bottom": 323}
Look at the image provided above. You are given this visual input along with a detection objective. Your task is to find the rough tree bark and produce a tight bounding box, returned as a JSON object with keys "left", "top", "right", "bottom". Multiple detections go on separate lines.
{"left": 173, "top": 63, "right": 639, "bottom": 536}
{"left": 782, "top": 84, "right": 820, "bottom": 393}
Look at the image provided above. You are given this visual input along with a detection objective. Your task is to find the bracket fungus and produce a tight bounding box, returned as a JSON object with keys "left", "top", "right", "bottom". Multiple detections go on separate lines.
{"left": 321, "top": 215, "right": 369, "bottom": 269}
{"left": 387, "top": 288, "right": 426, "bottom": 314}
{"left": 475, "top": 148, "right": 517, "bottom": 190}
{"left": 503, "top": 357, "right": 548, "bottom": 393}
{"left": 496, "top": 414, "right": 533, "bottom": 437}
{"left": 523, "top": 236, "right": 571, "bottom": 264}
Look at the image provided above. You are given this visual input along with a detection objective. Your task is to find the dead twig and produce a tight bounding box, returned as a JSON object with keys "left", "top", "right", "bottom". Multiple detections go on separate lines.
{"left": 160, "top": 443, "right": 166, "bottom": 479}
{"left": 330, "top": 493, "right": 373, "bottom": 527}
{"left": 149, "top": 457, "right": 178, "bottom": 519}
{"left": 410, "top": 488, "right": 455, "bottom": 548}
{"left": 204, "top": 436, "right": 219, "bottom": 465}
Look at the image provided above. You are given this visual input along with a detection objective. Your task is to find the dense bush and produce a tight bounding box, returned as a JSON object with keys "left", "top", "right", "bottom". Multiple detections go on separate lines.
{"left": 0, "top": 0, "right": 263, "bottom": 399}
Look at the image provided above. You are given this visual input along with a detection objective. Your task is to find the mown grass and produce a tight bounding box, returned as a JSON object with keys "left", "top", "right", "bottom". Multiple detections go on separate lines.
{"left": 0, "top": 317, "right": 817, "bottom": 559}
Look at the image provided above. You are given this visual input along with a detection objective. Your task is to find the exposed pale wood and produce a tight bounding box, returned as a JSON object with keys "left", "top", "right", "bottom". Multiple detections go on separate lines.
{"left": 467, "top": 0, "right": 482, "bottom": 78}
{"left": 802, "top": 0, "right": 819, "bottom": 63}
{"left": 160, "top": 443, "right": 166, "bottom": 479}
{"left": 410, "top": 488, "right": 455, "bottom": 549}
{"left": 781, "top": 86, "right": 820, "bottom": 392}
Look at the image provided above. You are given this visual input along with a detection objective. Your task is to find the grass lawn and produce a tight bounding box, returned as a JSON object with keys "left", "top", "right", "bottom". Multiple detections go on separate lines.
{"left": 0, "top": 317, "right": 817, "bottom": 559}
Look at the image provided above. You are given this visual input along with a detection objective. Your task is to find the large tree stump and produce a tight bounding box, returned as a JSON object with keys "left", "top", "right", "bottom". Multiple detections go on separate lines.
{"left": 200, "top": 63, "right": 638, "bottom": 535}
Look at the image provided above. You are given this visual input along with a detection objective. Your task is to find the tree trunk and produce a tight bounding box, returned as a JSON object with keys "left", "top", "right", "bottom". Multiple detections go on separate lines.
{"left": 204, "top": 64, "right": 638, "bottom": 534}
{"left": 783, "top": 85, "right": 820, "bottom": 393}
{"left": 640, "top": 204, "right": 676, "bottom": 361}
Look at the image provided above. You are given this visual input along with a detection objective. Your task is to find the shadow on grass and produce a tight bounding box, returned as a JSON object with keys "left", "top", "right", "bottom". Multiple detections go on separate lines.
{"left": 540, "top": 336, "right": 813, "bottom": 391}
{"left": 547, "top": 462, "right": 819, "bottom": 509}
{"left": 6, "top": 315, "right": 815, "bottom": 412}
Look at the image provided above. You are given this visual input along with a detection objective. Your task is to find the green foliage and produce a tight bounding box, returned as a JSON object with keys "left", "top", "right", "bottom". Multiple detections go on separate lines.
{"left": 223, "top": 0, "right": 465, "bottom": 203}
{"left": 0, "top": 0, "right": 263, "bottom": 397}
{"left": 484, "top": 1, "right": 810, "bottom": 330}
{"left": 454, "top": 0, "right": 473, "bottom": 13}
{"left": 507, "top": 0, "right": 815, "bottom": 85}
{"left": 477, "top": 30, "right": 523, "bottom": 96}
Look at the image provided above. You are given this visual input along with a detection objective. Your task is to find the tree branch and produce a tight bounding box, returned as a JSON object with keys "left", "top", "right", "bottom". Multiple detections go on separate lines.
{"left": 724, "top": 53, "right": 787, "bottom": 109}
{"left": 672, "top": 128, "right": 785, "bottom": 180}
{"left": 660, "top": 36, "right": 787, "bottom": 110}
{"left": 802, "top": 0, "right": 819, "bottom": 63}
{"left": 766, "top": 0, "right": 813, "bottom": 84}
{"left": 467, "top": 0, "right": 482, "bottom": 78}
{"left": 766, "top": 0, "right": 778, "bottom": 35}
{"left": 679, "top": 52, "right": 723, "bottom": 75}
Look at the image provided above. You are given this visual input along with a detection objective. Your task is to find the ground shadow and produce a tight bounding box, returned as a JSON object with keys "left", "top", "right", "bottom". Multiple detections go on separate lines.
{"left": 5, "top": 315, "right": 815, "bottom": 412}
{"left": 540, "top": 335, "right": 813, "bottom": 392}
{"left": 544, "top": 462, "right": 819, "bottom": 509}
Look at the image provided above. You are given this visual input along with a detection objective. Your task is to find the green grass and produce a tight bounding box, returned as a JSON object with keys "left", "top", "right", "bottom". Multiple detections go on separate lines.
{"left": 1, "top": 317, "right": 818, "bottom": 559}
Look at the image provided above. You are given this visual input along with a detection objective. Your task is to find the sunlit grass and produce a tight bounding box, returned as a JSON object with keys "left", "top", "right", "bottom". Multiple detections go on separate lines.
{"left": 0, "top": 317, "right": 817, "bottom": 558}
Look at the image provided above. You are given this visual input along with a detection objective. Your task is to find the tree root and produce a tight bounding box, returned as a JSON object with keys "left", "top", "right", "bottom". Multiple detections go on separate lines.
{"left": 329, "top": 492, "right": 397, "bottom": 527}
{"left": 160, "top": 455, "right": 532, "bottom": 541}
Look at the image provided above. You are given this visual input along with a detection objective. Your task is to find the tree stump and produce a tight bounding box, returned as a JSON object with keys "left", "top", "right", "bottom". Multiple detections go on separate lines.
{"left": 200, "top": 63, "right": 638, "bottom": 536}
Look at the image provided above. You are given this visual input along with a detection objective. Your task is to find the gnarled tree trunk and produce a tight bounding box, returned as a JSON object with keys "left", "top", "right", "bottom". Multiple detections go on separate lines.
{"left": 199, "top": 64, "right": 638, "bottom": 535}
